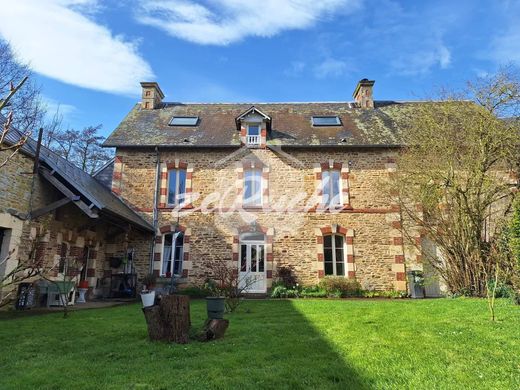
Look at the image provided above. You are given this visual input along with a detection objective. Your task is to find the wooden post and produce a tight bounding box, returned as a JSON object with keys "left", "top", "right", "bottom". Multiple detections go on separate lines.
{"left": 142, "top": 295, "right": 190, "bottom": 344}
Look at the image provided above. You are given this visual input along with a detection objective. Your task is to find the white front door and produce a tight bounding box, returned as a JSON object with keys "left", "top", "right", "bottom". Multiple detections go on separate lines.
{"left": 239, "top": 241, "right": 266, "bottom": 293}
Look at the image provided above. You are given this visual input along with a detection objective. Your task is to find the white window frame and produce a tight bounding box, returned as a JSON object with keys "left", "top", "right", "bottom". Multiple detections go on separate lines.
{"left": 323, "top": 234, "right": 346, "bottom": 276}
{"left": 246, "top": 123, "right": 261, "bottom": 146}
{"left": 167, "top": 169, "right": 187, "bottom": 206}
{"left": 243, "top": 168, "right": 263, "bottom": 207}
{"left": 161, "top": 232, "right": 184, "bottom": 277}
{"left": 322, "top": 169, "right": 342, "bottom": 207}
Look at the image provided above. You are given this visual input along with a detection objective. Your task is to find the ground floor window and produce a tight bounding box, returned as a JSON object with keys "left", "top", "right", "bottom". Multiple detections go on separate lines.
{"left": 162, "top": 232, "right": 184, "bottom": 277}
{"left": 324, "top": 234, "right": 345, "bottom": 276}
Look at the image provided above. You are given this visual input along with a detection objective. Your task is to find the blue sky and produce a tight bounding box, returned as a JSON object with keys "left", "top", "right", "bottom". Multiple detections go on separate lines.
{"left": 0, "top": 0, "right": 518, "bottom": 137}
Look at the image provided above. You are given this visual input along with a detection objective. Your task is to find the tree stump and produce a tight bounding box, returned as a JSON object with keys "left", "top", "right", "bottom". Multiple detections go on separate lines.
{"left": 198, "top": 319, "right": 229, "bottom": 341}
{"left": 142, "top": 295, "right": 190, "bottom": 344}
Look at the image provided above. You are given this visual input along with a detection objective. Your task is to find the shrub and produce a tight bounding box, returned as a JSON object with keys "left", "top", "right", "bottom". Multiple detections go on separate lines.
{"left": 319, "top": 277, "right": 362, "bottom": 297}
{"left": 300, "top": 286, "right": 327, "bottom": 298}
{"left": 361, "top": 290, "right": 408, "bottom": 299}
{"left": 179, "top": 286, "right": 209, "bottom": 298}
{"left": 275, "top": 266, "right": 297, "bottom": 288}
{"left": 270, "top": 285, "right": 288, "bottom": 298}
{"left": 142, "top": 273, "right": 157, "bottom": 290}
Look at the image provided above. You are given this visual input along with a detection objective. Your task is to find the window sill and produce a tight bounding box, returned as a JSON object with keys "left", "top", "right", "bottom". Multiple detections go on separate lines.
{"left": 159, "top": 204, "right": 194, "bottom": 210}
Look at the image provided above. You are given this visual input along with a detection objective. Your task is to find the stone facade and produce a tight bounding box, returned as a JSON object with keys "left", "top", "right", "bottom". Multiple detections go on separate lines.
{"left": 114, "top": 146, "right": 421, "bottom": 291}
{"left": 0, "top": 148, "right": 150, "bottom": 302}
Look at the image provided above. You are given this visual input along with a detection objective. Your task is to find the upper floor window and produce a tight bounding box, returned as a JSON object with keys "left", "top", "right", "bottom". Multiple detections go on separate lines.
{"left": 322, "top": 170, "right": 341, "bottom": 206}
{"left": 246, "top": 124, "right": 261, "bottom": 146}
{"left": 168, "top": 169, "right": 187, "bottom": 206}
{"left": 169, "top": 116, "right": 199, "bottom": 126}
{"left": 312, "top": 116, "right": 341, "bottom": 126}
{"left": 324, "top": 234, "right": 345, "bottom": 276}
{"left": 244, "top": 169, "right": 262, "bottom": 206}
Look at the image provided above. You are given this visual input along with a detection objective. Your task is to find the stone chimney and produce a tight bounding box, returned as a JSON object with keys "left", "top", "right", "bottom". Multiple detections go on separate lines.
{"left": 140, "top": 82, "right": 165, "bottom": 110}
{"left": 353, "top": 78, "right": 375, "bottom": 108}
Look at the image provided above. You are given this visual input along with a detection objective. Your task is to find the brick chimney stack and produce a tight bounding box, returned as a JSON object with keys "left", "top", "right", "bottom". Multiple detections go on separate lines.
{"left": 353, "top": 78, "right": 375, "bottom": 109}
{"left": 140, "top": 82, "right": 165, "bottom": 110}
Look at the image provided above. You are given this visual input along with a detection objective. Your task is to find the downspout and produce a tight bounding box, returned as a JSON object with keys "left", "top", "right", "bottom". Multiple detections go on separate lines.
{"left": 148, "top": 146, "right": 161, "bottom": 274}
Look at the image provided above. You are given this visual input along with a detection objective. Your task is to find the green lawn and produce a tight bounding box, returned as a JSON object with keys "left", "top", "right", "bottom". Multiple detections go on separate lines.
{"left": 0, "top": 298, "right": 519, "bottom": 389}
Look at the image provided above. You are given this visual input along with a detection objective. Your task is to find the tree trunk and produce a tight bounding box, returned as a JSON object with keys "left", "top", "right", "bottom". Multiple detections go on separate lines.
{"left": 198, "top": 319, "right": 229, "bottom": 341}
{"left": 142, "top": 295, "right": 190, "bottom": 344}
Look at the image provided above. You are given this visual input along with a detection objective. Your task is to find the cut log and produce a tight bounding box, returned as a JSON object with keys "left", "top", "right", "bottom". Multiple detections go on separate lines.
{"left": 142, "top": 294, "right": 190, "bottom": 344}
{"left": 198, "top": 319, "right": 229, "bottom": 341}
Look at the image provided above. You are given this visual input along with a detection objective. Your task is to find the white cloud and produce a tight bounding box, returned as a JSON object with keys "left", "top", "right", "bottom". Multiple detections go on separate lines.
{"left": 390, "top": 43, "right": 451, "bottom": 76}
{"left": 0, "top": 0, "right": 153, "bottom": 95}
{"left": 284, "top": 61, "right": 306, "bottom": 77}
{"left": 313, "top": 58, "right": 349, "bottom": 79}
{"left": 42, "top": 96, "right": 77, "bottom": 121}
{"left": 135, "top": 0, "right": 362, "bottom": 45}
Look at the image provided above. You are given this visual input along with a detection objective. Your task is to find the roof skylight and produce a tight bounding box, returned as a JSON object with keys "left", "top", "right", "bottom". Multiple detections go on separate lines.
{"left": 311, "top": 116, "right": 341, "bottom": 126}
{"left": 169, "top": 116, "right": 199, "bottom": 126}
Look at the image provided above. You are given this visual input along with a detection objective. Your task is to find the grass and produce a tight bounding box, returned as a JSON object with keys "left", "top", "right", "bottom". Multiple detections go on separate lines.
{"left": 0, "top": 298, "right": 519, "bottom": 389}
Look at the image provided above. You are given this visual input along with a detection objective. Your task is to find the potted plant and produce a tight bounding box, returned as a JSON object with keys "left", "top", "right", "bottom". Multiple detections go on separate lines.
{"left": 140, "top": 273, "right": 157, "bottom": 308}
{"left": 204, "top": 278, "right": 225, "bottom": 319}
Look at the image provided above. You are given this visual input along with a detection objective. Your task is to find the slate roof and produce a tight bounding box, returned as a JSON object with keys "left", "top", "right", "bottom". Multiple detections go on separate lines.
{"left": 1, "top": 116, "right": 153, "bottom": 232}
{"left": 104, "top": 101, "right": 419, "bottom": 148}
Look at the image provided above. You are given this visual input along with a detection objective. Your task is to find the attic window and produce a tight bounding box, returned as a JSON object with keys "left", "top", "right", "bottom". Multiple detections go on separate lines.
{"left": 312, "top": 116, "right": 341, "bottom": 126}
{"left": 169, "top": 116, "right": 199, "bottom": 126}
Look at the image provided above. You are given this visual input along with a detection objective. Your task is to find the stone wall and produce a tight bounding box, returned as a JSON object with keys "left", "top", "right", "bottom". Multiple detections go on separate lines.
{"left": 115, "top": 147, "right": 421, "bottom": 291}
{"left": 0, "top": 148, "right": 151, "bottom": 302}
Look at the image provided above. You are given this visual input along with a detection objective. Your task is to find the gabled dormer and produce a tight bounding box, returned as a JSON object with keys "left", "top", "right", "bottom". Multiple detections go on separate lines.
{"left": 235, "top": 106, "right": 271, "bottom": 148}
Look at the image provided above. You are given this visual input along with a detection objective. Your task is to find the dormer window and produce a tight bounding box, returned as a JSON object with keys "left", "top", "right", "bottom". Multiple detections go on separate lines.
{"left": 312, "top": 116, "right": 341, "bottom": 126}
{"left": 235, "top": 106, "right": 271, "bottom": 148}
{"left": 246, "top": 124, "right": 261, "bottom": 146}
{"left": 169, "top": 116, "right": 199, "bottom": 126}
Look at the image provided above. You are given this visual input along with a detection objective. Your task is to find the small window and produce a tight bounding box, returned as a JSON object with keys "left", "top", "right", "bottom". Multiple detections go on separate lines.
{"left": 169, "top": 116, "right": 199, "bottom": 126}
{"left": 162, "top": 232, "right": 184, "bottom": 277}
{"left": 168, "top": 169, "right": 187, "bottom": 206}
{"left": 312, "top": 116, "right": 341, "bottom": 126}
{"left": 324, "top": 234, "right": 345, "bottom": 276}
{"left": 246, "top": 124, "right": 261, "bottom": 146}
{"left": 322, "top": 170, "right": 341, "bottom": 206}
{"left": 244, "top": 169, "right": 262, "bottom": 206}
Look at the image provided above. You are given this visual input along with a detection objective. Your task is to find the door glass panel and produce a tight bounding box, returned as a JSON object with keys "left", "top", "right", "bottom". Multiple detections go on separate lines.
{"left": 324, "top": 247, "right": 333, "bottom": 262}
{"left": 258, "top": 245, "right": 265, "bottom": 272}
{"left": 324, "top": 235, "right": 332, "bottom": 248}
{"left": 251, "top": 245, "right": 257, "bottom": 272}
{"left": 322, "top": 171, "right": 330, "bottom": 204}
{"left": 162, "top": 234, "right": 173, "bottom": 275}
{"left": 324, "top": 262, "right": 333, "bottom": 275}
{"left": 335, "top": 248, "right": 344, "bottom": 264}
{"left": 240, "top": 245, "right": 247, "bottom": 272}
{"left": 178, "top": 169, "right": 187, "bottom": 204}
{"left": 168, "top": 170, "right": 177, "bottom": 205}
{"left": 331, "top": 170, "right": 340, "bottom": 204}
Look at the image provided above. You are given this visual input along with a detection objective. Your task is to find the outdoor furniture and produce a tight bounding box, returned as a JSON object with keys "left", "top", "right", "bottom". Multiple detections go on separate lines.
{"left": 109, "top": 273, "right": 137, "bottom": 298}
{"left": 46, "top": 281, "right": 76, "bottom": 307}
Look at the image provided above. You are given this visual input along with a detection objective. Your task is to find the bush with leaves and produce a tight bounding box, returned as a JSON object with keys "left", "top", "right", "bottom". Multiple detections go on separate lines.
{"left": 318, "top": 276, "right": 362, "bottom": 297}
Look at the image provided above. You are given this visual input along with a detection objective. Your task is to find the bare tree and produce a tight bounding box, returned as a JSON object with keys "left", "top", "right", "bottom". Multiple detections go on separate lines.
{"left": 205, "top": 259, "right": 257, "bottom": 313}
{"left": 44, "top": 123, "right": 112, "bottom": 174}
{"left": 0, "top": 40, "right": 44, "bottom": 133}
{"left": 389, "top": 67, "right": 520, "bottom": 305}
{"left": 71, "top": 125, "right": 111, "bottom": 174}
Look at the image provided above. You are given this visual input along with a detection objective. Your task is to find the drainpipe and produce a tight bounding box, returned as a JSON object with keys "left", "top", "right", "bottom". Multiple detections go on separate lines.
{"left": 148, "top": 147, "right": 161, "bottom": 274}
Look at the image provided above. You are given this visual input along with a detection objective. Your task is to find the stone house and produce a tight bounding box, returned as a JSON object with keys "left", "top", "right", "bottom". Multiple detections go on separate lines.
{"left": 0, "top": 122, "right": 153, "bottom": 303}
{"left": 102, "top": 79, "right": 436, "bottom": 295}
